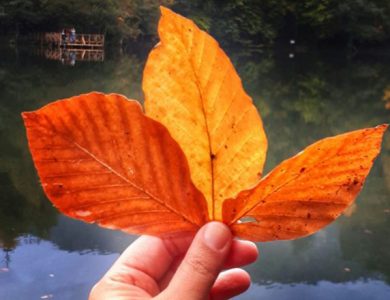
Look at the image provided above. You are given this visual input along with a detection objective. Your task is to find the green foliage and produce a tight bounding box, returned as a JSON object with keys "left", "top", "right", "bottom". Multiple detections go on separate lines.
{"left": 0, "top": 0, "right": 172, "bottom": 43}
{"left": 173, "top": 0, "right": 390, "bottom": 47}
{"left": 2, "top": 0, "right": 390, "bottom": 46}
{"left": 174, "top": 0, "right": 285, "bottom": 47}
{"left": 333, "top": 0, "right": 390, "bottom": 43}
{"left": 281, "top": 0, "right": 390, "bottom": 44}
{"left": 166, "top": 0, "right": 390, "bottom": 49}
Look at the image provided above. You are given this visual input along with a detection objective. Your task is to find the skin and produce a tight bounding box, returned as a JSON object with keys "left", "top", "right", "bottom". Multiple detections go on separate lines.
{"left": 90, "top": 222, "right": 259, "bottom": 300}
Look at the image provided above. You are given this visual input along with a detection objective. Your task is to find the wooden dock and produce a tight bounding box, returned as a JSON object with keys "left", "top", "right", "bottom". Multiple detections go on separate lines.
{"left": 38, "top": 47, "right": 104, "bottom": 65}
{"left": 42, "top": 32, "right": 105, "bottom": 49}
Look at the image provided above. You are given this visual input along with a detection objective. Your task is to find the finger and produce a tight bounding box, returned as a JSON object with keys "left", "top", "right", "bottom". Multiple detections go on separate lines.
{"left": 224, "top": 240, "right": 258, "bottom": 269}
{"left": 158, "top": 255, "right": 184, "bottom": 291}
{"left": 89, "top": 276, "right": 152, "bottom": 300}
{"left": 103, "top": 232, "right": 194, "bottom": 296}
{"left": 158, "top": 239, "right": 258, "bottom": 290}
{"left": 108, "top": 232, "right": 194, "bottom": 279}
{"left": 159, "top": 222, "right": 232, "bottom": 300}
{"left": 210, "top": 269, "right": 251, "bottom": 300}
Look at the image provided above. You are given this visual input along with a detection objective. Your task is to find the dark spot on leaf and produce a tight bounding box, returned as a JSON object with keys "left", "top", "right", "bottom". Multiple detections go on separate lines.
{"left": 353, "top": 178, "right": 359, "bottom": 185}
{"left": 211, "top": 153, "right": 216, "bottom": 160}
{"left": 300, "top": 167, "right": 306, "bottom": 173}
{"left": 224, "top": 145, "right": 228, "bottom": 149}
{"left": 307, "top": 213, "right": 311, "bottom": 219}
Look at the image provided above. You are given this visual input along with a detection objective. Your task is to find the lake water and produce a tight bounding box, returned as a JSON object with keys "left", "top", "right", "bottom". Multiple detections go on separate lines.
{"left": 0, "top": 44, "right": 389, "bottom": 299}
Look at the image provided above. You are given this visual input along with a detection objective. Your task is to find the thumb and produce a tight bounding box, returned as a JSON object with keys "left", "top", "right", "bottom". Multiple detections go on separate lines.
{"left": 159, "top": 222, "right": 232, "bottom": 300}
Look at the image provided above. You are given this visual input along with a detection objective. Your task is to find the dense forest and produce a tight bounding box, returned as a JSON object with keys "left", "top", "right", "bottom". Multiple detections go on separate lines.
{"left": 1, "top": 0, "right": 390, "bottom": 47}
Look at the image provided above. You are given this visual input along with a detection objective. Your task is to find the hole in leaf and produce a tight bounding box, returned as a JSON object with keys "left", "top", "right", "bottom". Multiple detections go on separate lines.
{"left": 237, "top": 216, "right": 258, "bottom": 224}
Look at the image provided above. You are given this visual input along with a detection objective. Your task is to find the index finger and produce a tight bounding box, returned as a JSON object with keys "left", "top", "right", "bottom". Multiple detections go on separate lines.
{"left": 106, "top": 232, "right": 194, "bottom": 282}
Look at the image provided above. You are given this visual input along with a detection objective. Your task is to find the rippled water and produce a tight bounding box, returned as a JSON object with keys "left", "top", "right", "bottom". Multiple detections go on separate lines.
{"left": 0, "top": 45, "right": 389, "bottom": 299}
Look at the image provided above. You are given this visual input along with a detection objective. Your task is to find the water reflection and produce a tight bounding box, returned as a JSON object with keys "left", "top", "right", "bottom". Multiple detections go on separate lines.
{"left": 383, "top": 135, "right": 390, "bottom": 192}
{"left": 0, "top": 238, "right": 119, "bottom": 299}
{"left": 37, "top": 48, "right": 105, "bottom": 66}
{"left": 383, "top": 88, "right": 390, "bottom": 110}
{"left": 49, "top": 216, "right": 135, "bottom": 254}
{"left": 0, "top": 168, "right": 56, "bottom": 250}
{"left": 241, "top": 280, "right": 390, "bottom": 300}
{"left": 0, "top": 46, "right": 389, "bottom": 299}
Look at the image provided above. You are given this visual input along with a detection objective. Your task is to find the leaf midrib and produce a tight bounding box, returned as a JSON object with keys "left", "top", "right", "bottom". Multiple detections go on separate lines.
{"left": 171, "top": 19, "right": 216, "bottom": 219}
{"left": 229, "top": 133, "right": 366, "bottom": 225}
{"left": 34, "top": 116, "right": 200, "bottom": 228}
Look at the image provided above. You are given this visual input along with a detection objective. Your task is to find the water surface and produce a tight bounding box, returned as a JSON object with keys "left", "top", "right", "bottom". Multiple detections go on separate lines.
{"left": 0, "top": 45, "right": 389, "bottom": 299}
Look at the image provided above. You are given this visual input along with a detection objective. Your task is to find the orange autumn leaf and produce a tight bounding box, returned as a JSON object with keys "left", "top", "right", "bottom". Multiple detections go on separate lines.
{"left": 22, "top": 93, "right": 208, "bottom": 236}
{"left": 223, "top": 125, "right": 388, "bottom": 241}
{"left": 143, "top": 7, "right": 267, "bottom": 220}
{"left": 22, "top": 7, "right": 388, "bottom": 242}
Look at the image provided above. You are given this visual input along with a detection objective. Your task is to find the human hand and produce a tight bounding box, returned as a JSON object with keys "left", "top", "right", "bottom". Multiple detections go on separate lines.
{"left": 89, "top": 222, "right": 258, "bottom": 300}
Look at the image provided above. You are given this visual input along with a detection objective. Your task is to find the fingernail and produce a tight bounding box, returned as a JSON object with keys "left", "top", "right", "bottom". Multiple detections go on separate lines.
{"left": 203, "top": 222, "right": 231, "bottom": 251}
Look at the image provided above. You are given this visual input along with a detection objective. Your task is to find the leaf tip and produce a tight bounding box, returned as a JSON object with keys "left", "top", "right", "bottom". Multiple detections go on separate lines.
{"left": 377, "top": 123, "right": 389, "bottom": 132}
{"left": 159, "top": 5, "right": 172, "bottom": 16}
{"left": 21, "top": 111, "right": 29, "bottom": 119}
{"left": 21, "top": 111, "right": 37, "bottom": 125}
{"left": 373, "top": 123, "right": 389, "bottom": 142}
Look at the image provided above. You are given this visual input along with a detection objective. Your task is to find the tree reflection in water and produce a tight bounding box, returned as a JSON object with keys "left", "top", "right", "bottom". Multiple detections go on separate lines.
{"left": 0, "top": 45, "right": 389, "bottom": 298}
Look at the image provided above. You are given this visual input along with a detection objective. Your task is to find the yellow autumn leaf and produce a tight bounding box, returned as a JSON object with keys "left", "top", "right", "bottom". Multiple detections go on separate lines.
{"left": 143, "top": 7, "right": 268, "bottom": 220}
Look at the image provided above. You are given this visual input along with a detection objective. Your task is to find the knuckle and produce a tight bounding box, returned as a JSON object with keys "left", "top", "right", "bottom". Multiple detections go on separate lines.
{"left": 186, "top": 255, "right": 216, "bottom": 278}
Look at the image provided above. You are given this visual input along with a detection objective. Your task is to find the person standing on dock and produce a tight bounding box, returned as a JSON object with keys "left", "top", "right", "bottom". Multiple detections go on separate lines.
{"left": 70, "top": 27, "right": 76, "bottom": 43}
{"left": 61, "top": 29, "right": 67, "bottom": 48}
